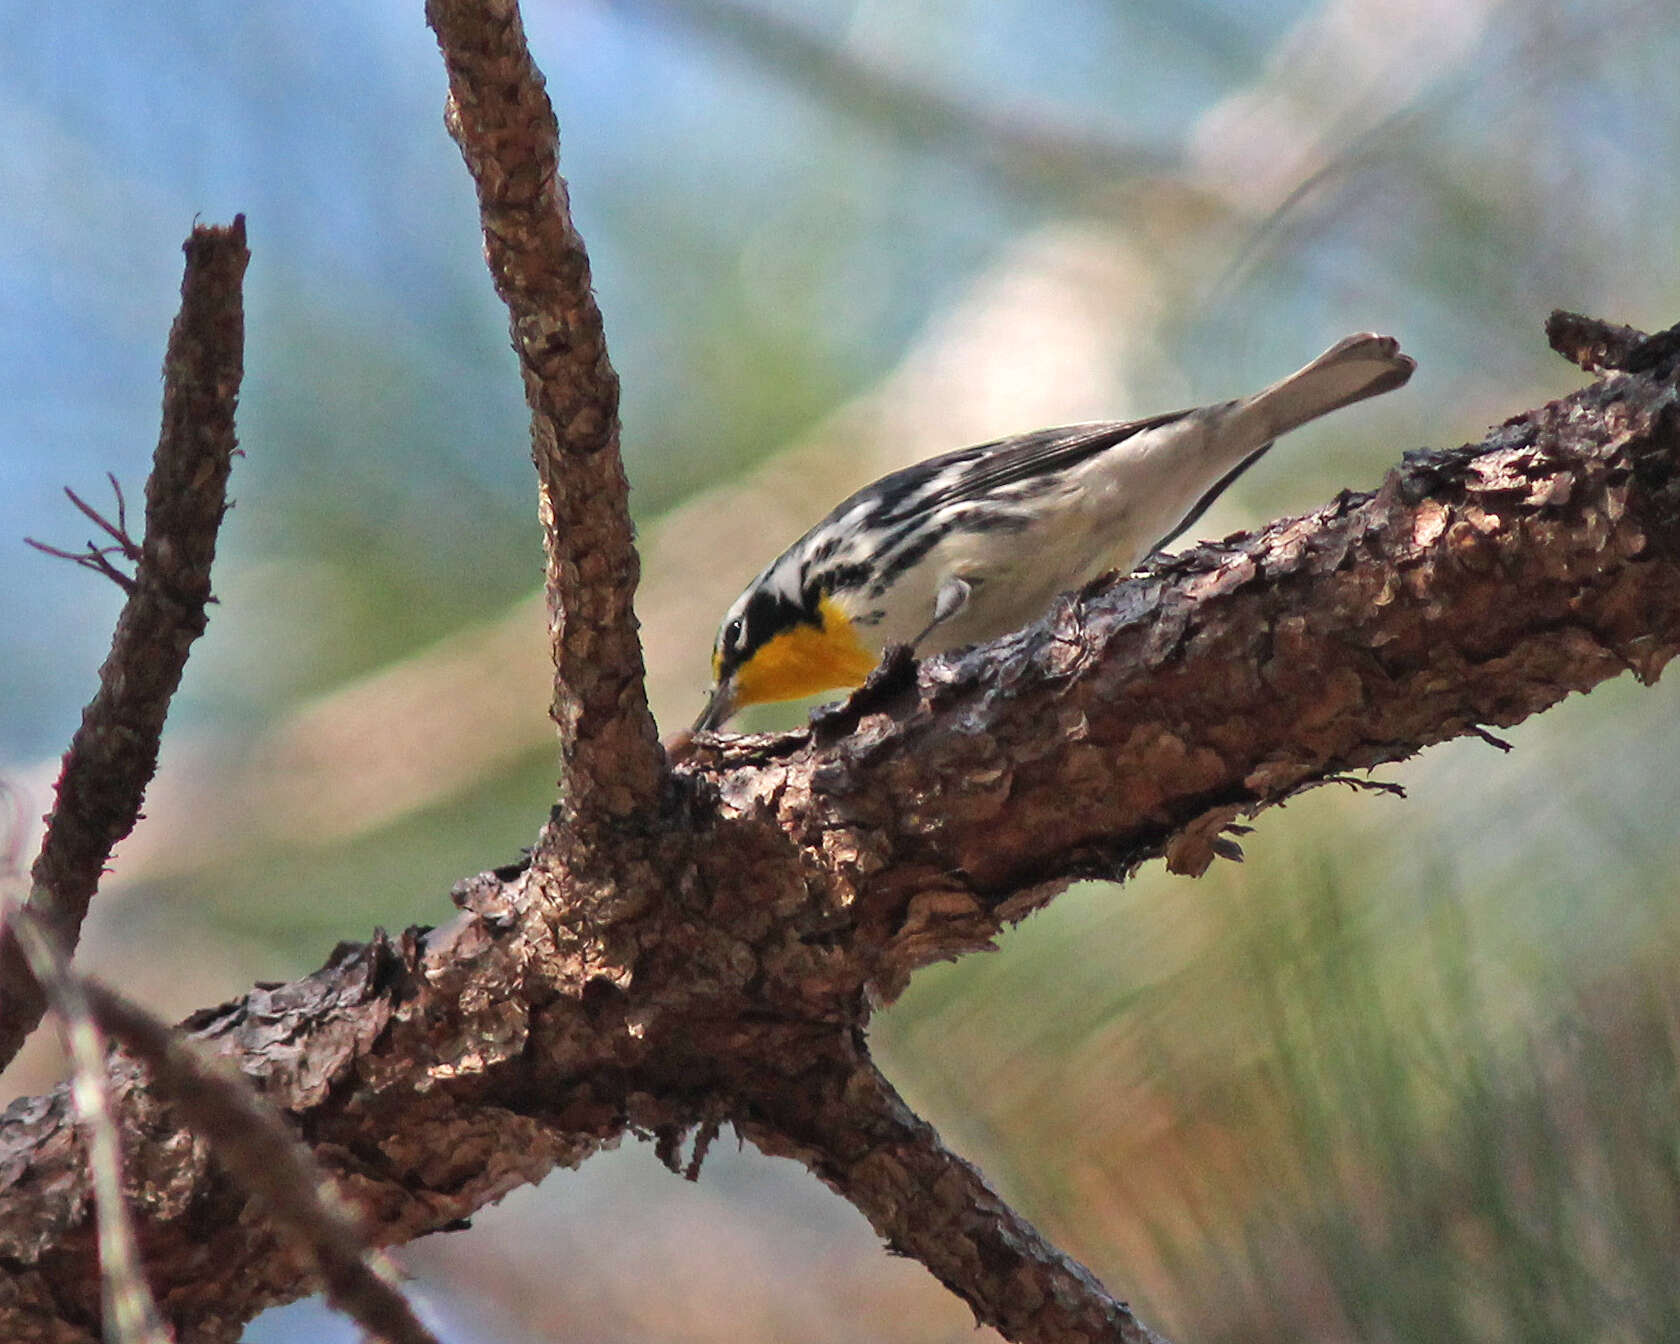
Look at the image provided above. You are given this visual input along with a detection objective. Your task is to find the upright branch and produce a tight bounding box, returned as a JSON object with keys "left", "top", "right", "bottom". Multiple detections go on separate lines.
{"left": 0, "top": 217, "right": 248, "bottom": 1073}
{"left": 426, "top": 0, "right": 664, "bottom": 826}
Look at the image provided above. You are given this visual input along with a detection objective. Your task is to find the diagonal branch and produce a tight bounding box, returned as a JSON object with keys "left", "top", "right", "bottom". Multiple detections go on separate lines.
{"left": 690, "top": 319, "right": 1680, "bottom": 999}
{"left": 0, "top": 217, "right": 249, "bottom": 1074}
{"left": 426, "top": 0, "right": 664, "bottom": 827}
{"left": 740, "top": 1050, "right": 1169, "bottom": 1344}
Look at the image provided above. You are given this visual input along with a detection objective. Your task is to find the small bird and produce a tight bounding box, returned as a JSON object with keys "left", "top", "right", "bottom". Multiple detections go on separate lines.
{"left": 695, "top": 333, "right": 1414, "bottom": 732}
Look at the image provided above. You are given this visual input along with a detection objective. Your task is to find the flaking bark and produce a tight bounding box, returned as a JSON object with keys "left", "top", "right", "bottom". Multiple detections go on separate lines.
{"left": 693, "top": 332, "right": 1680, "bottom": 1002}
{"left": 2, "top": 326, "right": 1677, "bottom": 1342}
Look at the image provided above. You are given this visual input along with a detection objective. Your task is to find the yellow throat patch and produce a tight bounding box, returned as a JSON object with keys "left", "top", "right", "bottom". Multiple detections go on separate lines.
{"left": 730, "top": 594, "right": 879, "bottom": 711}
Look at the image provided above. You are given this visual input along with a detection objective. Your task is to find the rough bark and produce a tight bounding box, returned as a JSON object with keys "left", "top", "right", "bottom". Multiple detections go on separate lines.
{"left": 0, "top": 218, "right": 248, "bottom": 1073}
{"left": 690, "top": 338, "right": 1680, "bottom": 998}
{"left": 740, "top": 1052, "right": 1170, "bottom": 1344}
{"left": 82, "top": 982, "right": 439, "bottom": 1344}
{"left": 427, "top": 0, "right": 665, "bottom": 829}
{"left": 1, "top": 326, "right": 1677, "bottom": 1342}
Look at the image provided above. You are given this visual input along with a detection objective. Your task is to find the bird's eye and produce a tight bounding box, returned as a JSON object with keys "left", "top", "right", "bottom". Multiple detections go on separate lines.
{"left": 723, "top": 617, "right": 744, "bottom": 651}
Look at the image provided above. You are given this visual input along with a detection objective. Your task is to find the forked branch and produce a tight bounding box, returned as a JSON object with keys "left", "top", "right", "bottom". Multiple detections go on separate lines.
{"left": 6, "top": 2, "right": 1680, "bottom": 1339}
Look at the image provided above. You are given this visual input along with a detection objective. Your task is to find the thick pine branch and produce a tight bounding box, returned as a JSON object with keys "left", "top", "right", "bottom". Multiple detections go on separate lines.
{"left": 0, "top": 218, "right": 248, "bottom": 1073}
{"left": 82, "top": 983, "right": 441, "bottom": 1344}
{"left": 1, "top": 326, "right": 1676, "bottom": 1341}
{"left": 689, "top": 325, "right": 1680, "bottom": 1001}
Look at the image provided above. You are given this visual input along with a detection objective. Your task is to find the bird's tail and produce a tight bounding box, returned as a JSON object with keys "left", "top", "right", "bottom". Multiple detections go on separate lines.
{"left": 1234, "top": 332, "right": 1416, "bottom": 441}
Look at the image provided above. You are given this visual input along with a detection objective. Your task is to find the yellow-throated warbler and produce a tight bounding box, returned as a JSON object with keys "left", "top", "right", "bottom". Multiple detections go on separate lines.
{"left": 695, "top": 333, "right": 1413, "bottom": 731}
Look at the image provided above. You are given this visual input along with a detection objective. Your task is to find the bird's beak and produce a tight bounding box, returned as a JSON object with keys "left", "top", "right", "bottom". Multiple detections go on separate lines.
{"left": 693, "top": 679, "right": 738, "bottom": 733}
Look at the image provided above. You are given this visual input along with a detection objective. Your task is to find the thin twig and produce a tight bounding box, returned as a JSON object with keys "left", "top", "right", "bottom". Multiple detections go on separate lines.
{"left": 64, "top": 477, "right": 139, "bottom": 552}
{"left": 1322, "top": 774, "right": 1408, "bottom": 798}
{"left": 5, "top": 905, "right": 172, "bottom": 1344}
{"left": 23, "top": 536, "right": 140, "bottom": 594}
{"left": 25, "top": 477, "right": 147, "bottom": 595}
{"left": 0, "top": 215, "right": 249, "bottom": 1074}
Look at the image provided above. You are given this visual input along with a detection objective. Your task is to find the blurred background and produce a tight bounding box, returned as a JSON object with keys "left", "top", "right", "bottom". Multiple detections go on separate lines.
{"left": 4, "top": 0, "right": 1680, "bottom": 1339}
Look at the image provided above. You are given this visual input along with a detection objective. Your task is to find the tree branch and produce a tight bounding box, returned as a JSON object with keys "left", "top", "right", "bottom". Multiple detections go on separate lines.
{"left": 740, "top": 1049, "right": 1168, "bottom": 1344}
{"left": 83, "top": 982, "right": 440, "bottom": 1344}
{"left": 426, "top": 0, "right": 664, "bottom": 827}
{"left": 0, "top": 217, "right": 249, "bottom": 1073}
{"left": 2, "top": 320, "right": 1675, "bottom": 1341}
{"left": 1547, "top": 307, "right": 1680, "bottom": 374}
{"left": 689, "top": 318, "right": 1680, "bottom": 998}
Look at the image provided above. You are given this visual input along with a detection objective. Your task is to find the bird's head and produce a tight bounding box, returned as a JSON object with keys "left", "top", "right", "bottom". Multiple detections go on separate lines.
{"left": 694, "top": 580, "right": 878, "bottom": 732}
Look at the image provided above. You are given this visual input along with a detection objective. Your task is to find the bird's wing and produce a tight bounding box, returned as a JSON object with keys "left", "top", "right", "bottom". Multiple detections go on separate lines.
{"left": 1145, "top": 439, "right": 1272, "bottom": 554}
{"left": 881, "top": 411, "right": 1187, "bottom": 521}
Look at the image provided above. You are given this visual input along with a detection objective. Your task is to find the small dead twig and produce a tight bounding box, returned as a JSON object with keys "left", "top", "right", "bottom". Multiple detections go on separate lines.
{"left": 68, "top": 473, "right": 131, "bottom": 540}
{"left": 26, "top": 475, "right": 144, "bottom": 594}
{"left": 1323, "top": 775, "right": 1408, "bottom": 799}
